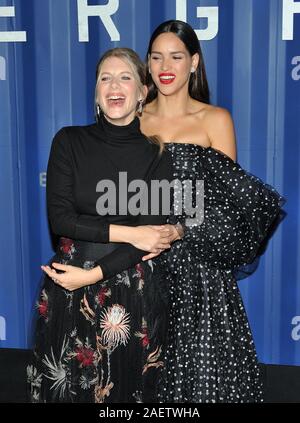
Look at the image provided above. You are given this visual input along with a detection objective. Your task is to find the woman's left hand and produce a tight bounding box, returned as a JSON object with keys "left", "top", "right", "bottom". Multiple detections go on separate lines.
{"left": 142, "top": 224, "right": 182, "bottom": 261}
{"left": 41, "top": 262, "right": 103, "bottom": 291}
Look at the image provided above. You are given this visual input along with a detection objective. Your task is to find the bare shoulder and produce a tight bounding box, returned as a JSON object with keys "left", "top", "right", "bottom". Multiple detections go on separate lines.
{"left": 201, "top": 106, "right": 237, "bottom": 160}
{"left": 201, "top": 105, "right": 234, "bottom": 128}
{"left": 191, "top": 102, "right": 234, "bottom": 130}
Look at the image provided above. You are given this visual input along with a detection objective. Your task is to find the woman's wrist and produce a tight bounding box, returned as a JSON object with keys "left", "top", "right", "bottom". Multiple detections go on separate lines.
{"left": 90, "top": 265, "right": 103, "bottom": 283}
{"left": 109, "top": 224, "right": 136, "bottom": 244}
{"left": 173, "top": 223, "right": 184, "bottom": 241}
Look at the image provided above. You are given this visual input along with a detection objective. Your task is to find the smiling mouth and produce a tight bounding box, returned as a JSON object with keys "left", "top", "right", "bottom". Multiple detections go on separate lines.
{"left": 159, "top": 74, "right": 176, "bottom": 84}
{"left": 107, "top": 95, "right": 126, "bottom": 106}
{"left": 108, "top": 95, "right": 125, "bottom": 100}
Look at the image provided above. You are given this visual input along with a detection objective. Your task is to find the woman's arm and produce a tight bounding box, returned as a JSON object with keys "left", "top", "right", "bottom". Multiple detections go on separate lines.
{"left": 42, "top": 150, "right": 176, "bottom": 289}
{"left": 42, "top": 223, "right": 178, "bottom": 291}
{"left": 205, "top": 107, "right": 237, "bottom": 161}
{"left": 47, "top": 128, "right": 110, "bottom": 242}
{"left": 173, "top": 148, "right": 284, "bottom": 270}
{"left": 48, "top": 128, "right": 172, "bottom": 250}
{"left": 109, "top": 224, "right": 171, "bottom": 251}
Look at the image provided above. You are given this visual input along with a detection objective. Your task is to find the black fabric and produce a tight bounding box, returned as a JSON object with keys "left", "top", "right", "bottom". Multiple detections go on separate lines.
{"left": 46, "top": 115, "right": 173, "bottom": 277}
{"left": 29, "top": 117, "right": 173, "bottom": 403}
{"left": 156, "top": 143, "right": 284, "bottom": 403}
{"left": 3, "top": 349, "right": 300, "bottom": 404}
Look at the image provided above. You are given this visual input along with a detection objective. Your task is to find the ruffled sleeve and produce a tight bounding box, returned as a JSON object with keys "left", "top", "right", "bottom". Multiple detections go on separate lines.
{"left": 174, "top": 147, "right": 285, "bottom": 270}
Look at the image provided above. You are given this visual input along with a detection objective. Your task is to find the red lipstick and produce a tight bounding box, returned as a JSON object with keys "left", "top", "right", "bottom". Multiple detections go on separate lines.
{"left": 158, "top": 73, "right": 176, "bottom": 84}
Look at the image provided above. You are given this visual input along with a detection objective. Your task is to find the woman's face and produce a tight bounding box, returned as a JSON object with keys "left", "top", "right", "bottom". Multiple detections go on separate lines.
{"left": 96, "top": 56, "right": 143, "bottom": 126}
{"left": 149, "top": 32, "right": 199, "bottom": 97}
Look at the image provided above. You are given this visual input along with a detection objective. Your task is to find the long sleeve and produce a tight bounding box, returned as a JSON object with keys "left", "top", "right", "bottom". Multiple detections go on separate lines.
{"left": 174, "top": 148, "right": 284, "bottom": 270}
{"left": 177, "top": 202, "right": 255, "bottom": 269}
{"left": 95, "top": 151, "right": 173, "bottom": 279}
{"left": 46, "top": 128, "right": 110, "bottom": 242}
{"left": 96, "top": 216, "right": 166, "bottom": 279}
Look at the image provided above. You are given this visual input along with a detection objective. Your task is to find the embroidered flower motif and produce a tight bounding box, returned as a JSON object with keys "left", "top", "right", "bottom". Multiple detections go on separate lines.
{"left": 142, "top": 346, "right": 164, "bottom": 374}
{"left": 65, "top": 291, "right": 74, "bottom": 311}
{"left": 147, "top": 259, "right": 153, "bottom": 271}
{"left": 75, "top": 346, "right": 95, "bottom": 367}
{"left": 95, "top": 335, "right": 109, "bottom": 362}
{"left": 68, "top": 330, "right": 77, "bottom": 341}
{"left": 100, "top": 304, "right": 130, "bottom": 348}
{"left": 142, "top": 332, "right": 149, "bottom": 348}
{"left": 83, "top": 260, "right": 95, "bottom": 270}
{"left": 27, "top": 365, "right": 42, "bottom": 386}
{"left": 96, "top": 287, "right": 111, "bottom": 306}
{"left": 134, "top": 263, "right": 144, "bottom": 291}
{"left": 115, "top": 271, "right": 131, "bottom": 287}
{"left": 94, "top": 382, "right": 114, "bottom": 403}
{"left": 135, "top": 318, "right": 149, "bottom": 348}
{"left": 42, "top": 336, "right": 73, "bottom": 399}
{"left": 60, "top": 237, "right": 76, "bottom": 258}
{"left": 80, "top": 294, "right": 96, "bottom": 324}
{"left": 132, "top": 390, "right": 143, "bottom": 403}
{"left": 36, "top": 289, "right": 48, "bottom": 319}
{"left": 38, "top": 300, "right": 48, "bottom": 317}
{"left": 27, "top": 365, "right": 42, "bottom": 403}
{"left": 79, "top": 375, "right": 98, "bottom": 390}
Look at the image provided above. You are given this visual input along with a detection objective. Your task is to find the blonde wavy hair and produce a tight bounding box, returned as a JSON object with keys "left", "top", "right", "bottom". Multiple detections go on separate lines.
{"left": 95, "top": 48, "right": 164, "bottom": 153}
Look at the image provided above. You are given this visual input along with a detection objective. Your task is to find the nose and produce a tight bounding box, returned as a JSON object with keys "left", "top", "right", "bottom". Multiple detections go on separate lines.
{"left": 110, "top": 75, "right": 120, "bottom": 88}
{"left": 161, "top": 58, "right": 170, "bottom": 71}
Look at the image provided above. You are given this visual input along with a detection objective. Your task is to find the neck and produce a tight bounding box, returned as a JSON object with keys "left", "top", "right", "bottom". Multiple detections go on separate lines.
{"left": 98, "top": 112, "right": 142, "bottom": 141}
{"left": 154, "top": 90, "right": 192, "bottom": 118}
{"left": 103, "top": 112, "right": 137, "bottom": 127}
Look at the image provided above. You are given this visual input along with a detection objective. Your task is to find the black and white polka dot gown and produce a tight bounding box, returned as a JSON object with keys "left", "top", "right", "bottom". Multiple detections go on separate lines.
{"left": 156, "top": 143, "right": 284, "bottom": 403}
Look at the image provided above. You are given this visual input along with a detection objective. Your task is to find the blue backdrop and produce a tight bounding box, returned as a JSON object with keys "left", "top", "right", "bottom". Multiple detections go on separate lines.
{"left": 0, "top": 0, "right": 299, "bottom": 366}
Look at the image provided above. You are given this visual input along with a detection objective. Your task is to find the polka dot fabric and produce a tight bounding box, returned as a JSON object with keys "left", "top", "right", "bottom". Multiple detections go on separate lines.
{"left": 156, "top": 143, "right": 284, "bottom": 403}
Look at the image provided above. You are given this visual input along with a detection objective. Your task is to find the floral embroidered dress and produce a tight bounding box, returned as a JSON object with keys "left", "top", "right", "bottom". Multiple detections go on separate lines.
{"left": 27, "top": 116, "right": 172, "bottom": 403}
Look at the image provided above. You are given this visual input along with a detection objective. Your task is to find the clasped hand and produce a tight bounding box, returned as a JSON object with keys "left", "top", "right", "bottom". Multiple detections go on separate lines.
{"left": 41, "top": 224, "right": 181, "bottom": 291}
{"left": 41, "top": 263, "right": 103, "bottom": 291}
{"left": 131, "top": 224, "right": 181, "bottom": 261}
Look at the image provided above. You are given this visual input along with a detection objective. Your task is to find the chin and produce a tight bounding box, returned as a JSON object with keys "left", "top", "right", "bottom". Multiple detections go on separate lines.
{"left": 105, "top": 114, "right": 132, "bottom": 126}
{"left": 159, "top": 87, "right": 177, "bottom": 96}
{"left": 105, "top": 110, "right": 126, "bottom": 120}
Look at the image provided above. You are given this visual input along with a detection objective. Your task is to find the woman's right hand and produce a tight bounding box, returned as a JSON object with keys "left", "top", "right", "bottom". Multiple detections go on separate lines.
{"left": 141, "top": 224, "right": 183, "bottom": 261}
{"left": 130, "top": 225, "right": 172, "bottom": 253}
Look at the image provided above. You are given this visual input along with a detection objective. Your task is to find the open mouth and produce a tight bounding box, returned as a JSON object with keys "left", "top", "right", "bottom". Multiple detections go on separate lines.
{"left": 107, "top": 95, "right": 126, "bottom": 106}
{"left": 159, "top": 73, "right": 176, "bottom": 84}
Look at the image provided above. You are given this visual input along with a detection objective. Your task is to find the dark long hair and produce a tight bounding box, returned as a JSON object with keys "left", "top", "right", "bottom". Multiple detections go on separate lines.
{"left": 146, "top": 20, "right": 210, "bottom": 104}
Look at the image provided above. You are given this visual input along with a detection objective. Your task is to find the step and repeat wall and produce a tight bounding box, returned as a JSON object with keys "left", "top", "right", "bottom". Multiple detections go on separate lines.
{"left": 0, "top": 0, "right": 299, "bottom": 365}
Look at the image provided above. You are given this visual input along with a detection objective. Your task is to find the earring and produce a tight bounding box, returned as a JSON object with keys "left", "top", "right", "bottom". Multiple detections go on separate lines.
{"left": 191, "top": 67, "right": 195, "bottom": 73}
{"left": 96, "top": 104, "right": 101, "bottom": 116}
{"left": 138, "top": 100, "right": 143, "bottom": 114}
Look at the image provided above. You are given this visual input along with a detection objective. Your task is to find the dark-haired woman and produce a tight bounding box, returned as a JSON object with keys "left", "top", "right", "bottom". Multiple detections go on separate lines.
{"left": 140, "top": 20, "right": 284, "bottom": 403}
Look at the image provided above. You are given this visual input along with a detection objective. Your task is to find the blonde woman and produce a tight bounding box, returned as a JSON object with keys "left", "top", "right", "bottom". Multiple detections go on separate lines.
{"left": 28, "top": 48, "right": 175, "bottom": 403}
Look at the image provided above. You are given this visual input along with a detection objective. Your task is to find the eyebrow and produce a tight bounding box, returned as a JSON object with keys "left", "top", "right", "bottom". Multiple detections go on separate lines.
{"left": 100, "top": 70, "right": 133, "bottom": 75}
{"left": 150, "top": 51, "right": 185, "bottom": 55}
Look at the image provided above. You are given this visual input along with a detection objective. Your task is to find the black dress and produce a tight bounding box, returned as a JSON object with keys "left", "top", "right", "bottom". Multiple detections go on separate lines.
{"left": 27, "top": 115, "right": 173, "bottom": 403}
{"left": 156, "top": 143, "right": 284, "bottom": 403}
